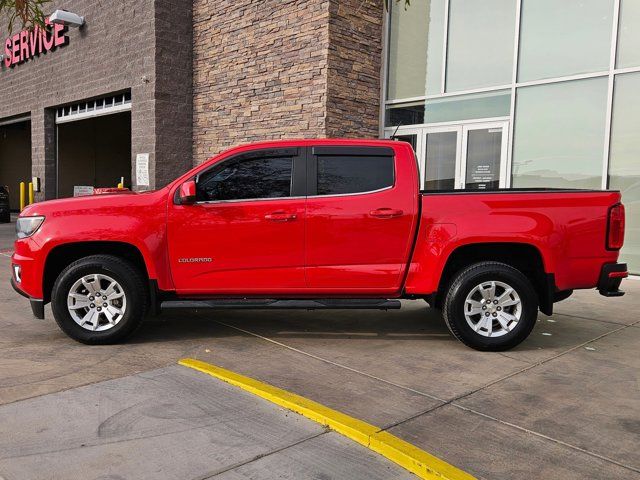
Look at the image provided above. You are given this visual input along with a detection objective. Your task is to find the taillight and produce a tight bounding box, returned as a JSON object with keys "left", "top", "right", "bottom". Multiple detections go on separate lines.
{"left": 607, "top": 203, "right": 625, "bottom": 250}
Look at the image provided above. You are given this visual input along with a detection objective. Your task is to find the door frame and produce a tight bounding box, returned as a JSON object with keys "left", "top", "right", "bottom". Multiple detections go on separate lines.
{"left": 388, "top": 127, "right": 425, "bottom": 188}
{"left": 385, "top": 117, "right": 510, "bottom": 190}
{"left": 460, "top": 120, "right": 510, "bottom": 189}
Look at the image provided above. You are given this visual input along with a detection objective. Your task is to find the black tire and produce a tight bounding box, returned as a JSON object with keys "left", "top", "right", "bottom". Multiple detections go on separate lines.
{"left": 443, "top": 261, "right": 538, "bottom": 351}
{"left": 51, "top": 255, "right": 148, "bottom": 344}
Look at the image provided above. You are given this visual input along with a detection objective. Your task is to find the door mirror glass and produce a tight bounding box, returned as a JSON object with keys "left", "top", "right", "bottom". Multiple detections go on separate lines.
{"left": 179, "top": 180, "right": 197, "bottom": 205}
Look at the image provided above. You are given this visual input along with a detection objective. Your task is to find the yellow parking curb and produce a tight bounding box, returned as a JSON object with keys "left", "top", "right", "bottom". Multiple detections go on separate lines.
{"left": 179, "top": 358, "right": 475, "bottom": 480}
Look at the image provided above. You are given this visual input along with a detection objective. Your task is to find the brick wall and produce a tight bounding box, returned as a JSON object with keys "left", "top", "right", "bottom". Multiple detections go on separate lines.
{"left": 326, "top": 0, "right": 383, "bottom": 138}
{"left": 192, "top": 0, "right": 384, "bottom": 163}
{"left": 192, "top": 0, "right": 332, "bottom": 163}
{"left": 0, "top": 0, "right": 192, "bottom": 198}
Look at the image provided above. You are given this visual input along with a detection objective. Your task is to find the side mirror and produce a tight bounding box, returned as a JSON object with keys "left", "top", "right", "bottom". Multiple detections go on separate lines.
{"left": 179, "top": 180, "right": 197, "bottom": 205}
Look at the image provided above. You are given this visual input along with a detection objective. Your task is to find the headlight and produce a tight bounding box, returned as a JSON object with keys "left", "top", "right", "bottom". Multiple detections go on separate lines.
{"left": 16, "top": 216, "right": 45, "bottom": 239}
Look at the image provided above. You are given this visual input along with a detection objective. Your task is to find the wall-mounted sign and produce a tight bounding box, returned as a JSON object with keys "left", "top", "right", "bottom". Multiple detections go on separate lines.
{"left": 73, "top": 186, "right": 94, "bottom": 197}
{"left": 3, "top": 19, "right": 68, "bottom": 69}
{"left": 136, "top": 153, "right": 150, "bottom": 187}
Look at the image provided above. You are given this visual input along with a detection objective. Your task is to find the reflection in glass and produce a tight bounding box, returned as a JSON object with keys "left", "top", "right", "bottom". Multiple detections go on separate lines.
{"left": 518, "top": 0, "right": 614, "bottom": 81}
{"left": 197, "top": 158, "right": 292, "bottom": 201}
{"left": 385, "top": 103, "right": 425, "bottom": 128}
{"left": 425, "top": 91, "right": 511, "bottom": 124}
{"left": 425, "top": 131, "right": 457, "bottom": 190}
{"left": 465, "top": 128, "right": 502, "bottom": 190}
{"left": 387, "top": 0, "right": 446, "bottom": 100}
{"left": 317, "top": 156, "right": 394, "bottom": 196}
{"left": 512, "top": 78, "right": 608, "bottom": 189}
{"left": 616, "top": 0, "right": 640, "bottom": 68}
{"left": 609, "top": 73, "right": 640, "bottom": 273}
{"left": 446, "top": 0, "right": 516, "bottom": 92}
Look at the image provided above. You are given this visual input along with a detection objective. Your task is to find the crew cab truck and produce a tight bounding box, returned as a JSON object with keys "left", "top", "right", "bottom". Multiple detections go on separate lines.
{"left": 11, "top": 139, "right": 628, "bottom": 351}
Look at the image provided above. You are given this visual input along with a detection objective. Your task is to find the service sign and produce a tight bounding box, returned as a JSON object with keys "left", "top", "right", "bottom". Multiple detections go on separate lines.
{"left": 3, "top": 19, "right": 68, "bottom": 68}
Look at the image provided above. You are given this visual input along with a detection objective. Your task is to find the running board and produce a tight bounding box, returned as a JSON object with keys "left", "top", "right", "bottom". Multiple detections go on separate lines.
{"left": 161, "top": 298, "right": 402, "bottom": 311}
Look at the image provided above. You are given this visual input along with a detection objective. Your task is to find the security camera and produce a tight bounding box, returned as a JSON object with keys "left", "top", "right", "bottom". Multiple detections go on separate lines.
{"left": 49, "top": 10, "right": 85, "bottom": 28}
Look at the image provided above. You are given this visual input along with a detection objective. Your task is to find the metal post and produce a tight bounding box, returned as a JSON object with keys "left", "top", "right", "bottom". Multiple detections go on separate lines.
{"left": 19, "top": 182, "right": 25, "bottom": 211}
{"left": 28, "top": 182, "right": 34, "bottom": 205}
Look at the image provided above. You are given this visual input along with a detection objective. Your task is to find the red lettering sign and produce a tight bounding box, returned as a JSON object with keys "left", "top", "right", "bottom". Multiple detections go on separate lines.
{"left": 2, "top": 19, "right": 68, "bottom": 69}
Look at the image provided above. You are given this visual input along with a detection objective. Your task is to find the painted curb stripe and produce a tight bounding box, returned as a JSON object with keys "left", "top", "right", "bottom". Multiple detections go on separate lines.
{"left": 178, "top": 358, "right": 476, "bottom": 480}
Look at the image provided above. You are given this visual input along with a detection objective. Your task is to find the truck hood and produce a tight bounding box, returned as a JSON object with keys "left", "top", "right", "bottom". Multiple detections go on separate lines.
{"left": 20, "top": 188, "right": 167, "bottom": 218}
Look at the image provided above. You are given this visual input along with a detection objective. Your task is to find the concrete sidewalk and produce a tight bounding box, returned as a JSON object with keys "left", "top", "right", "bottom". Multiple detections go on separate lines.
{"left": 0, "top": 364, "right": 415, "bottom": 480}
{"left": 1, "top": 247, "right": 639, "bottom": 479}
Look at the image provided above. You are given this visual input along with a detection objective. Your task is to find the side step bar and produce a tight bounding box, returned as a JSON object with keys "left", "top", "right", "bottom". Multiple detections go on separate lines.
{"left": 161, "top": 298, "right": 402, "bottom": 311}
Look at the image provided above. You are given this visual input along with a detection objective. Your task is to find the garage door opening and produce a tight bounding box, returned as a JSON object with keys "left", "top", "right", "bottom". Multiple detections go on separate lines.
{"left": 0, "top": 119, "right": 32, "bottom": 211}
{"left": 56, "top": 93, "right": 132, "bottom": 198}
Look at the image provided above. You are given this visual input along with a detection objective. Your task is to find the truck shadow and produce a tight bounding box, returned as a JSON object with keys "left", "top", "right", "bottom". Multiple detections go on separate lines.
{"left": 129, "top": 301, "right": 576, "bottom": 352}
{"left": 133, "top": 302, "right": 451, "bottom": 343}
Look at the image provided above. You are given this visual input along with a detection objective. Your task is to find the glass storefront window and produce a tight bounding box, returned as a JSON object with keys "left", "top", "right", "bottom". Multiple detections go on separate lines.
{"left": 616, "top": 0, "right": 640, "bottom": 69}
{"left": 425, "top": 91, "right": 511, "bottom": 124}
{"left": 609, "top": 73, "right": 640, "bottom": 274}
{"left": 518, "top": 0, "right": 614, "bottom": 82}
{"left": 512, "top": 77, "right": 608, "bottom": 189}
{"left": 387, "top": 0, "right": 446, "bottom": 100}
{"left": 445, "top": 0, "right": 516, "bottom": 92}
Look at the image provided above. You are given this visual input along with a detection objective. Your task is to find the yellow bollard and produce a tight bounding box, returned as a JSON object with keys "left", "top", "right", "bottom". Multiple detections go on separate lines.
{"left": 28, "top": 182, "right": 34, "bottom": 206}
{"left": 19, "top": 182, "right": 25, "bottom": 211}
{"left": 117, "top": 177, "right": 124, "bottom": 189}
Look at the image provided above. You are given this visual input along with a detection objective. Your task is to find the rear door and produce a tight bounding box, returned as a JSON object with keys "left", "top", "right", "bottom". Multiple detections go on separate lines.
{"left": 167, "top": 147, "right": 307, "bottom": 294}
{"left": 305, "top": 145, "right": 418, "bottom": 294}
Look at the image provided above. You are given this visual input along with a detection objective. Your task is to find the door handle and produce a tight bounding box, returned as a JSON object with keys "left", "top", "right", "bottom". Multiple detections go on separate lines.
{"left": 264, "top": 211, "right": 297, "bottom": 222}
{"left": 369, "top": 208, "right": 404, "bottom": 219}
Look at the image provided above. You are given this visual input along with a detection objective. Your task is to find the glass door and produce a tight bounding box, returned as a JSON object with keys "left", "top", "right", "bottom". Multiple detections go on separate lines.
{"left": 386, "top": 120, "right": 509, "bottom": 190}
{"left": 423, "top": 126, "right": 462, "bottom": 191}
{"left": 461, "top": 122, "right": 509, "bottom": 190}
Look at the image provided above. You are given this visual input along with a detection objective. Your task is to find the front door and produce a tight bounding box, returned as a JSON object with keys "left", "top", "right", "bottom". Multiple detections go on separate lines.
{"left": 460, "top": 122, "right": 509, "bottom": 190}
{"left": 167, "top": 148, "right": 306, "bottom": 295}
{"left": 389, "top": 121, "right": 509, "bottom": 190}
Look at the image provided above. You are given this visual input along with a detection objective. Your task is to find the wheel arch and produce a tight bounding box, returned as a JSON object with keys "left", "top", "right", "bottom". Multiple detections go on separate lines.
{"left": 434, "top": 242, "right": 554, "bottom": 315}
{"left": 43, "top": 241, "right": 150, "bottom": 304}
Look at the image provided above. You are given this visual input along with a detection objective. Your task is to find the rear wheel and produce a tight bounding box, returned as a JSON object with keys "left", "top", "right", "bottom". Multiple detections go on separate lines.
{"left": 443, "top": 261, "right": 538, "bottom": 351}
{"left": 51, "top": 255, "right": 148, "bottom": 344}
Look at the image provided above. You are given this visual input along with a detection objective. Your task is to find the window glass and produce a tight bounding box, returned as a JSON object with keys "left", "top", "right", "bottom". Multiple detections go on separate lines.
{"left": 387, "top": 0, "right": 446, "bottom": 100}
{"left": 616, "top": 0, "right": 640, "bottom": 68}
{"left": 445, "top": 0, "right": 516, "bottom": 92}
{"left": 512, "top": 78, "right": 608, "bottom": 189}
{"left": 465, "top": 128, "right": 502, "bottom": 190}
{"left": 197, "top": 157, "right": 292, "bottom": 202}
{"left": 385, "top": 103, "right": 425, "bottom": 128}
{"left": 424, "top": 131, "right": 456, "bottom": 190}
{"left": 425, "top": 91, "right": 511, "bottom": 124}
{"left": 518, "top": 0, "right": 614, "bottom": 82}
{"left": 609, "top": 72, "right": 640, "bottom": 274}
{"left": 317, "top": 156, "right": 394, "bottom": 195}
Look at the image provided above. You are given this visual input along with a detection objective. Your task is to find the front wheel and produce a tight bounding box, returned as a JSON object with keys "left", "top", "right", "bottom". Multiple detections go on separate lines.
{"left": 443, "top": 262, "right": 538, "bottom": 351}
{"left": 51, "top": 255, "right": 148, "bottom": 344}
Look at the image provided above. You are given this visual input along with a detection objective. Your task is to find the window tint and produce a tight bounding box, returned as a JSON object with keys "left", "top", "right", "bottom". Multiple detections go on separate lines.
{"left": 196, "top": 157, "right": 293, "bottom": 202}
{"left": 316, "top": 156, "right": 394, "bottom": 195}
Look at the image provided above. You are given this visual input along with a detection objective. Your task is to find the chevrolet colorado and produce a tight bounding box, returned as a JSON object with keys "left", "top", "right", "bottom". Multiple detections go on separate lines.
{"left": 11, "top": 139, "right": 628, "bottom": 350}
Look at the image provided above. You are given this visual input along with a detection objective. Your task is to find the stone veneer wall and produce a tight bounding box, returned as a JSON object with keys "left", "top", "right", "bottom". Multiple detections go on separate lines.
{"left": 192, "top": 0, "right": 384, "bottom": 163}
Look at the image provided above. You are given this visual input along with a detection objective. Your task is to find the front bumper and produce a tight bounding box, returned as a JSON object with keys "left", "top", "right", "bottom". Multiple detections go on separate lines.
{"left": 10, "top": 277, "right": 45, "bottom": 319}
{"left": 597, "top": 263, "right": 627, "bottom": 297}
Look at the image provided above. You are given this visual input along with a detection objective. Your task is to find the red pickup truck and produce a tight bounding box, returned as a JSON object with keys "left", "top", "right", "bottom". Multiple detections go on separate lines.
{"left": 11, "top": 139, "right": 628, "bottom": 350}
